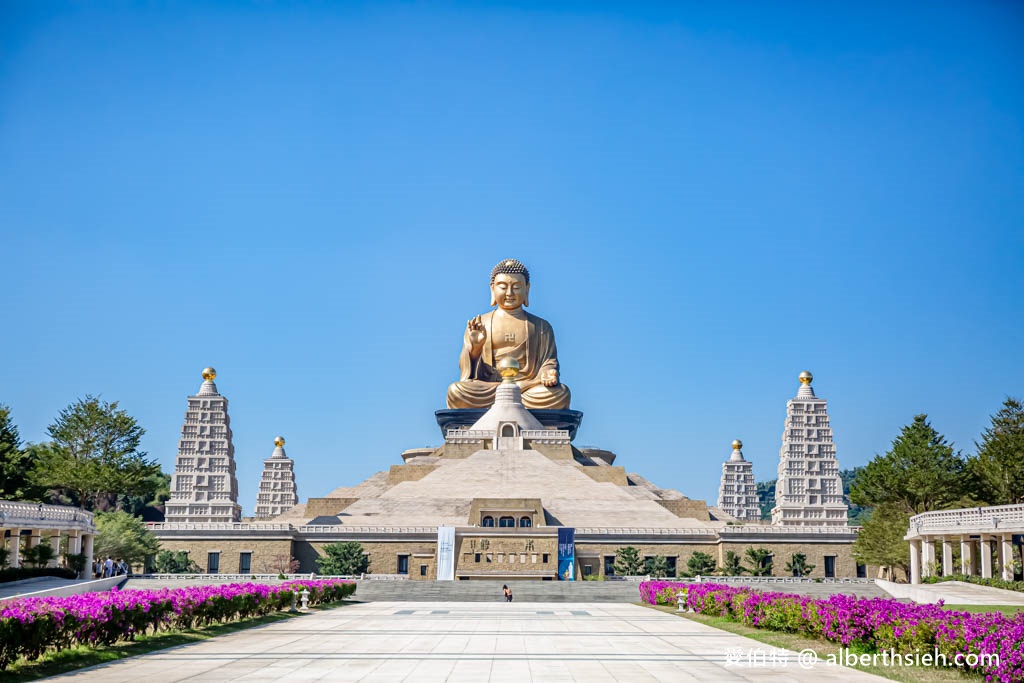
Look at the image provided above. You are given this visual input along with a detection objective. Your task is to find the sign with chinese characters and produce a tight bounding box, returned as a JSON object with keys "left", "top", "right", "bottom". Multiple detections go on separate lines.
{"left": 557, "top": 528, "right": 575, "bottom": 581}
{"left": 437, "top": 526, "right": 455, "bottom": 580}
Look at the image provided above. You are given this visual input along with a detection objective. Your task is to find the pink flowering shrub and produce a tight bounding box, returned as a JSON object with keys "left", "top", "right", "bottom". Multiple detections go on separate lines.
{"left": 639, "top": 580, "right": 1024, "bottom": 682}
{"left": 0, "top": 579, "right": 355, "bottom": 670}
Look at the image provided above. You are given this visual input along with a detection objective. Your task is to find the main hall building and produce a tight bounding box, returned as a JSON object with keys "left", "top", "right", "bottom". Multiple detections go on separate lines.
{"left": 154, "top": 259, "right": 866, "bottom": 580}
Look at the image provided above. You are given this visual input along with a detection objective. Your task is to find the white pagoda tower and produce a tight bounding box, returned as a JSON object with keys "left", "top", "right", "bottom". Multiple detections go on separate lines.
{"left": 254, "top": 436, "right": 299, "bottom": 519}
{"left": 717, "top": 439, "right": 760, "bottom": 522}
{"left": 771, "top": 371, "right": 848, "bottom": 526}
{"left": 165, "top": 367, "right": 242, "bottom": 523}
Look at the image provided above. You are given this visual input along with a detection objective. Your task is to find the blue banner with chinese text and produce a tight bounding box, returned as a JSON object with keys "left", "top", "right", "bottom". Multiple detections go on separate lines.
{"left": 557, "top": 528, "right": 575, "bottom": 581}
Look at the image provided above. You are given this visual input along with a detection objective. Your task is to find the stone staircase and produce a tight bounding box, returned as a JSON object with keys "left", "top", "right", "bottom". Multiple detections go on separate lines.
{"left": 351, "top": 579, "right": 642, "bottom": 602}
{"left": 120, "top": 577, "right": 888, "bottom": 603}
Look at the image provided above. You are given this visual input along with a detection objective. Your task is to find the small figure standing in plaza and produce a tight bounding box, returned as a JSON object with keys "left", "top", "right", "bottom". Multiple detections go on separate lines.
{"left": 502, "top": 584, "right": 513, "bottom": 603}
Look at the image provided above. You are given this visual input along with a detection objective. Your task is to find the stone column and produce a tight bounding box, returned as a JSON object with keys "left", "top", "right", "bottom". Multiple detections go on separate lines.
{"left": 83, "top": 534, "right": 94, "bottom": 580}
{"left": 48, "top": 532, "right": 61, "bottom": 569}
{"left": 980, "top": 538, "right": 993, "bottom": 579}
{"left": 922, "top": 538, "right": 936, "bottom": 578}
{"left": 1001, "top": 535, "right": 1015, "bottom": 582}
{"left": 910, "top": 539, "right": 922, "bottom": 584}
{"left": 961, "top": 537, "right": 973, "bottom": 576}
{"left": 8, "top": 528, "right": 21, "bottom": 569}
{"left": 67, "top": 531, "right": 82, "bottom": 578}
{"left": 941, "top": 537, "right": 953, "bottom": 577}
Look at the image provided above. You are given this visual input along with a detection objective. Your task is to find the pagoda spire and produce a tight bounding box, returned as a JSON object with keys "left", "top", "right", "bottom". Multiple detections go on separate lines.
{"left": 771, "top": 371, "right": 848, "bottom": 527}
{"left": 717, "top": 439, "right": 759, "bottom": 521}
{"left": 254, "top": 436, "right": 299, "bottom": 519}
{"left": 165, "top": 367, "right": 242, "bottom": 523}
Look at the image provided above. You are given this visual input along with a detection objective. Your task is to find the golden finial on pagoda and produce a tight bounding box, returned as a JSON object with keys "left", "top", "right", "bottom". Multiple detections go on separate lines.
{"left": 498, "top": 357, "right": 520, "bottom": 382}
{"left": 202, "top": 367, "right": 217, "bottom": 381}
{"left": 732, "top": 439, "right": 743, "bottom": 450}
{"left": 274, "top": 436, "right": 285, "bottom": 447}
{"left": 799, "top": 370, "right": 813, "bottom": 385}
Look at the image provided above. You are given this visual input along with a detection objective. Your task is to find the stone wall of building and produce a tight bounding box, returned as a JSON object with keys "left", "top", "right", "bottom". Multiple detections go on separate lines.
{"left": 388, "top": 464, "right": 438, "bottom": 484}
{"left": 304, "top": 497, "right": 359, "bottom": 517}
{"left": 297, "top": 540, "right": 438, "bottom": 580}
{"left": 577, "top": 465, "right": 628, "bottom": 486}
{"left": 156, "top": 538, "right": 294, "bottom": 574}
{"left": 656, "top": 499, "right": 711, "bottom": 521}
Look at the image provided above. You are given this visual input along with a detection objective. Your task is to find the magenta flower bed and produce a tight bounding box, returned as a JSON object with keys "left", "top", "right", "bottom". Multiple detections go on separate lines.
{"left": 639, "top": 581, "right": 1024, "bottom": 682}
{"left": 0, "top": 579, "right": 356, "bottom": 670}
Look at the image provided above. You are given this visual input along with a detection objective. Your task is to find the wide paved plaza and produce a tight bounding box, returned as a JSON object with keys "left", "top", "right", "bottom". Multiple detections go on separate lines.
{"left": 51, "top": 601, "right": 886, "bottom": 682}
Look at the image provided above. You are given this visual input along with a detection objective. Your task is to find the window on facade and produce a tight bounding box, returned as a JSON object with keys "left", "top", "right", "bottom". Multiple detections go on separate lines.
{"left": 420, "top": 565, "right": 427, "bottom": 577}
{"left": 498, "top": 516, "right": 515, "bottom": 528}
{"left": 475, "top": 553, "right": 481, "bottom": 563}
{"left": 542, "top": 553, "right": 550, "bottom": 564}
{"left": 583, "top": 564, "right": 593, "bottom": 576}
{"left": 481, "top": 516, "right": 494, "bottom": 527}
{"left": 604, "top": 556, "right": 616, "bottom": 576}
{"left": 666, "top": 556, "right": 677, "bottom": 578}
{"left": 207, "top": 552, "right": 220, "bottom": 574}
{"left": 500, "top": 424, "right": 515, "bottom": 437}
{"left": 519, "top": 516, "right": 532, "bottom": 528}
{"left": 856, "top": 563, "right": 867, "bottom": 578}
{"left": 397, "top": 555, "right": 409, "bottom": 575}
{"left": 824, "top": 556, "right": 836, "bottom": 578}
{"left": 239, "top": 552, "right": 251, "bottom": 574}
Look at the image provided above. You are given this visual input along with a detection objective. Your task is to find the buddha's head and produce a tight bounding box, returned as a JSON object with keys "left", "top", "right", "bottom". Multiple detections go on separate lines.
{"left": 489, "top": 258, "right": 530, "bottom": 309}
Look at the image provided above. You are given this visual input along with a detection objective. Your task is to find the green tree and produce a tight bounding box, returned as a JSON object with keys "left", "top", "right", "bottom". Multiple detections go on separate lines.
{"left": 756, "top": 480, "right": 776, "bottom": 520}
{"left": 613, "top": 546, "right": 644, "bottom": 576}
{"left": 852, "top": 504, "right": 911, "bottom": 580}
{"left": 153, "top": 550, "right": 200, "bottom": 574}
{"left": 850, "top": 414, "right": 977, "bottom": 515}
{"left": 32, "top": 396, "right": 161, "bottom": 511}
{"left": 117, "top": 471, "right": 172, "bottom": 519}
{"left": 94, "top": 510, "right": 160, "bottom": 567}
{"left": 745, "top": 548, "right": 773, "bottom": 576}
{"left": 645, "top": 555, "right": 669, "bottom": 578}
{"left": 785, "top": 552, "right": 815, "bottom": 577}
{"left": 0, "top": 405, "right": 46, "bottom": 501}
{"left": 686, "top": 551, "right": 717, "bottom": 576}
{"left": 720, "top": 550, "right": 745, "bottom": 576}
{"left": 23, "top": 539, "right": 56, "bottom": 568}
{"left": 840, "top": 467, "right": 869, "bottom": 525}
{"left": 316, "top": 541, "right": 369, "bottom": 575}
{"left": 971, "top": 398, "right": 1024, "bottom": 505}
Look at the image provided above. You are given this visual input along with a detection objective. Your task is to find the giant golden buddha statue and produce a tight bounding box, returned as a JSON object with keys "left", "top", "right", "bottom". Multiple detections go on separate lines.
{"left": 446, "top": 259, "right": 571, "bottom": 410}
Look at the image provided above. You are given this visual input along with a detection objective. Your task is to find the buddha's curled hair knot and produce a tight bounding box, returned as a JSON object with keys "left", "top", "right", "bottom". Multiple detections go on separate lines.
{"left": 490, "top": 258, "right": 530, "bottom": 285}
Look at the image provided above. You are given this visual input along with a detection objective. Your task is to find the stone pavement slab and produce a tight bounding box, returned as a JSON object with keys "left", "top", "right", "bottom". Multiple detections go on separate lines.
{"left": 47, "top": 601, "right": 888, "bottom": 682}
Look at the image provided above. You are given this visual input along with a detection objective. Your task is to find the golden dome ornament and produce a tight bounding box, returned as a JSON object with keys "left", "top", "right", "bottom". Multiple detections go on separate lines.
{"left": 274, "top": 436, "right": 285, "bottom": 447}
{"left": 732, "top": 439, "right": 743, "bottom": 450}
{"left": 202, "top": 367, "right": 217, "bottom": 381}
{"left": 799, "top": 370, "right": 813, "bottom": 385}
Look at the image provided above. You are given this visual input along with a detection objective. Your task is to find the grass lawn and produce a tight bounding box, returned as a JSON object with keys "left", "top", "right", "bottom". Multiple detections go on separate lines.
{"left": 647, "top": 604, "right": 982, "bottom": 683}
{"left": 3, "top": 601, "right": 356, "bottom": 682}
{"left": 943, "top": 604, "right": 1024, "bottom": 616}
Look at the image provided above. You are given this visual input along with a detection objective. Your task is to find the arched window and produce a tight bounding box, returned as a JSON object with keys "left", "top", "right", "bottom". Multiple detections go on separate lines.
{"left": 499, "top": 516, "right": 515, "bottom": 528}
{"left": 482, "top": 516, "right": 494, "bottom": 527}
{"left": 519, "top": 516, "right": 532, "bottom": 528}
{"left": 500, "top": 424, "right": 515, "bottom": 437}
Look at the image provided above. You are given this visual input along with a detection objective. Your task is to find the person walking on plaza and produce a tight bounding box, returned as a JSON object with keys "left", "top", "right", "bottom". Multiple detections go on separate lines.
{"left": 502, "top": 584, "right": 513, "bottom": 603}
{"left": 103, "top": 556, "right": 114, "bottom": 577}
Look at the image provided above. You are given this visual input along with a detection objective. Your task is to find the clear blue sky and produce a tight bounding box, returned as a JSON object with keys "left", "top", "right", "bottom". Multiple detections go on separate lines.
{"left": 2, "top": 2, "right": 1022, "bottom": 515}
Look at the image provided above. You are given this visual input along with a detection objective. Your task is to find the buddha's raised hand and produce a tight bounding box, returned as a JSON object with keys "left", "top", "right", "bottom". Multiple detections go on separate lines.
{"left": 467, "top": 316, "right": 486, "bottom": 357}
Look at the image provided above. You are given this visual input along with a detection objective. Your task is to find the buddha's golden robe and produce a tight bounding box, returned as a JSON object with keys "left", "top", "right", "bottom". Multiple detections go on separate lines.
{"left": 446, "top": 310, "right": 571, "bottom": 410}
